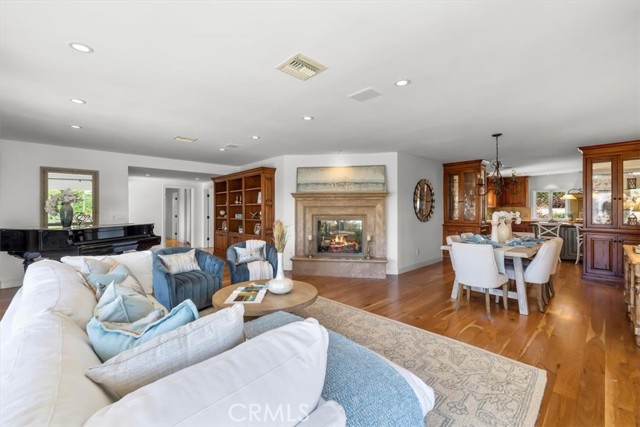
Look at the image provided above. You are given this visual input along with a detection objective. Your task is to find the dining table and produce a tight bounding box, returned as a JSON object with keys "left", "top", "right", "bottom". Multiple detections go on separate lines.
{"left": 441, "top": 242, "right": 543, "bottom": 316}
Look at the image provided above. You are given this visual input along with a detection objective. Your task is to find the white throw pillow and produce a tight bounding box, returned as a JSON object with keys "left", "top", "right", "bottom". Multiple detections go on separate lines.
{"left": 157, "top": 249, "right": 201, "bottom": 274}
{"left": 85, "top": 318, "right": 329, "bottom": 427}
{"left": 12, "top": 260, "right": 97, "bottom": 332}
{"left": 1, "top": 311, "right": 114, "bottom": 427}
{"left": 297, "top": 399, "right": 346, "bottom": 427}
{"left": 61, "top": 251, "right": 154, "bottom": 294}
{"left": 86, "top": 304, "right": 245, "bottom": 398}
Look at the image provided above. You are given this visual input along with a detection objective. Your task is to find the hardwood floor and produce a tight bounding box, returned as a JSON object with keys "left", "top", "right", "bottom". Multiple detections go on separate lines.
{"left": 1, "top": 257, "right": 638, "bottom": 426}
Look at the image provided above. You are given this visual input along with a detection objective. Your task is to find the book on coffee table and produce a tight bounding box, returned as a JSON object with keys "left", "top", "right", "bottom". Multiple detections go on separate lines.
{"left": 224, "top": 284, "right": 267, "bottom": 304}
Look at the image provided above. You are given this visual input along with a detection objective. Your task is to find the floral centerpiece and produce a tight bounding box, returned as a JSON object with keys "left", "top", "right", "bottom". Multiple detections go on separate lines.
{"left": 490, "top": 211, "right": 521, "bottom": 243}
{"left": 268, "top": 219, "right": 293, "bottom": 294}
{"left": 44, "top": 188, "right": 81, "bottom": 228}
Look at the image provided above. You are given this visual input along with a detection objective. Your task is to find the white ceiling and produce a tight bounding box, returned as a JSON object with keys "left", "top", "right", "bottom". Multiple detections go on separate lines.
{"left": 1, "top": 1, "right": 638, "bottom": 177}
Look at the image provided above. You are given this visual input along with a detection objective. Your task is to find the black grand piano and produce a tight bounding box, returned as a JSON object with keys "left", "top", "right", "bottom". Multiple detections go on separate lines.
{"left": 0, "top": 223, "right": 161, "bottom": 270}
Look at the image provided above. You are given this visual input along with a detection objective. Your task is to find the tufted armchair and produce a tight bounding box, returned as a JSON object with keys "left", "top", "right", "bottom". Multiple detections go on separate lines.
{"left": 226, "top": 241, "right": 278, "bottom": 284}
{"left": 153, "top": 247, "right": 224, "bottom": 311}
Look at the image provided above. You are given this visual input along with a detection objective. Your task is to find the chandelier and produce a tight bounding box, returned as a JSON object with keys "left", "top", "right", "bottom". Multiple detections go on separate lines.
{"left": 474, "top": 133, "right": 520, "bottom": 197}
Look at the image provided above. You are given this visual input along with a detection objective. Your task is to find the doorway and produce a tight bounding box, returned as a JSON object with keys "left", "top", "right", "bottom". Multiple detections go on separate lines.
{"left": 164, "top": 187, "right": 192, "bottom": 247}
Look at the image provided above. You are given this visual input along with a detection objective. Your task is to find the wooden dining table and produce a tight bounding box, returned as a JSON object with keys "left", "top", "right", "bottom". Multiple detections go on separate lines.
{"left": 441, "top": 242, "right": 542, "bottom": 315}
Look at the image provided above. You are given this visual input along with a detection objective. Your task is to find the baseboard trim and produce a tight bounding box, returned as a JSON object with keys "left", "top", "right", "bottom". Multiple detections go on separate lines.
{"left": 397, "top": 257, "right": 442, "bottom": 275}
{"left": 0, "top": 280, "right": 22, "bottom": 289}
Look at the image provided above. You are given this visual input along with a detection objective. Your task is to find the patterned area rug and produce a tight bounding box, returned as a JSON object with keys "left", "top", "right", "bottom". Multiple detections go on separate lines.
{"left": 291, "top": 297, "right": 546, "bottom": 427}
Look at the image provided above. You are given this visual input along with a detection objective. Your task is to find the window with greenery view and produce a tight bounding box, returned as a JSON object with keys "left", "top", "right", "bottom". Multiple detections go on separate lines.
{"left": 534, "top": 190, "right": 568, "bottom": 219}
{"left": 46, "top": 189, "right": 93, "bottom": 226}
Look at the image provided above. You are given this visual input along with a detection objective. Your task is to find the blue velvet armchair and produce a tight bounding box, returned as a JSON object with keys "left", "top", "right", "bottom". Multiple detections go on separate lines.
{"left": 226, "top": 241, "right": 278, "bottom": 284}
{"left": 153, "top": 247, "right": 224, "bottom": 311}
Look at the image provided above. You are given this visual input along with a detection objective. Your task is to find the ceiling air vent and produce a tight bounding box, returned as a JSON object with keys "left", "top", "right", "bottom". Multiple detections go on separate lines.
{"left": 223, "top": 143, "right": 240, "bottom": 149}
{"left": 277, "top": 54, "right": 327, "bottom": 81}
{"left": 174, "top": 136, "right": 197, "bottom": 143}
{"left": 347, "top": 87, "right": 382, "bottom": 102}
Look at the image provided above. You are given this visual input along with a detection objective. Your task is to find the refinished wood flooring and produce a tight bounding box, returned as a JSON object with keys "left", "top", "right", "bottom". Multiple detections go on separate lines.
{"left": 1, "top": 257, "right": 638, "bottom": 426}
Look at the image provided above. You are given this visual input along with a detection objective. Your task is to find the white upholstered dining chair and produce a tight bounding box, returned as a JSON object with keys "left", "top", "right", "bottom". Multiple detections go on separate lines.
{"left": 450, "top": 242, "right": 509, "bottom": 319}
{"left": 505, "top": 240, "right": 558, "bottom": 312}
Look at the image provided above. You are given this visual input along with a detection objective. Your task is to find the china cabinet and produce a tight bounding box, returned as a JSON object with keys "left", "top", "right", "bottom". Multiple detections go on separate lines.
{"left": 211, "top": 167, "right": 275, "bottom": 258}
{"left": 579, "top": 140, "right": 640, "bottom": 284}
{"left": 442, "top": 160, "right": 489, "bottom": 242}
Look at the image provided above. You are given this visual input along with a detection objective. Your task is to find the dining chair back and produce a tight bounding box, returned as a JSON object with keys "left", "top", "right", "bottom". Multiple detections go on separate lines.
{"left": 536, "top": 223, "right": 561, "bottom": 240}
{"left": 575, "top": 224, "right": 584, "bottom": 264}
{"left": 524, "top": 240, "right": 558, "bottom": 312}
{"left": 451, "top": 242, "right": 509, "bottom": 319}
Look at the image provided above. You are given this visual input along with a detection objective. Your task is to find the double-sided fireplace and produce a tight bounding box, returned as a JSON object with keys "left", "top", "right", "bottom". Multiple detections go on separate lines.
{"left": 292, "top": 191, "right": 388, "bottom": 279}
{"left": 315, "top": 217, "right": 364, "bottom": 256}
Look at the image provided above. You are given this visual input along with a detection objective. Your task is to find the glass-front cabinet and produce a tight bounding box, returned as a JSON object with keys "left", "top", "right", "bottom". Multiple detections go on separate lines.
{"left": 580, "top": 140, "right": 640, "bottom": 285}
{"left": 443, "top": 160, "right": 488, "bottom": 242}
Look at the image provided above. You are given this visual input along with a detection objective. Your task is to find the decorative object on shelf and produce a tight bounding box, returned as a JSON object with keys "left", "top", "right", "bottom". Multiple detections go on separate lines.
{"left": 74, "top": 212, "right": 92, "bottom": 225}
{"left": 474, "top": 133, "right": 520, "bottom": 197}
{"left": 235, "top": 213, "right": 243, "bottom": 219}
{"left": 490, "top": 211, "right": 521, "bottom": 243}
{"left": 221, "top": 221, "right": 227, "bottom": 231}
{"left": 257, "top": 191, "right": 262, "bottom": 203}
{"left": 268, "top": 219, "right": 293, "bottom": 294}
{"left": 413, "top": 179, "right": 435, "bottom": 222}
{"left": 307, "top": 234, "right": 313, "bottom": 258}
{"left": 238, "top": 227, "right": 244, "bottom": 234}
{"left": 629, "top": 212, "right": 638, "bottom": 226}
{"left": 250, "top": 211, "right": 260, "bottom": 219}
{"left": 254, "top": 223, "right": 262, "bottom": 235}
{"left": 628, "top": 177, "right": 637, "bottom": 190}
{"left": 365, "top": 235, "right": 373, "bottom": 259}
{"left": 44, "top": 187, "right": 81, "bottom": 228}
{"left": 219, "top": 209, "right": 226, "bottom": 218}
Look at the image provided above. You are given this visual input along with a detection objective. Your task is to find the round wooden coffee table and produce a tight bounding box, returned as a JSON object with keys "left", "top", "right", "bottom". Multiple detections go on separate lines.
{"left": 212, "top": 280, "right": 318, "bottom": 317}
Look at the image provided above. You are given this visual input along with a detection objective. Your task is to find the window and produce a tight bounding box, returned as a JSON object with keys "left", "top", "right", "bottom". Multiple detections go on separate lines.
{"left": 533, "top": 190, "right": 568, "bottom": 219}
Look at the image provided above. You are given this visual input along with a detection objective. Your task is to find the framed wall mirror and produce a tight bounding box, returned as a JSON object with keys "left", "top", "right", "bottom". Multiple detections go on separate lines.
{"left": 40, "top": 167, "right": 99, "bottom": 227}
{"left": 414, "top": 179, "right": 435, "bottom": 222}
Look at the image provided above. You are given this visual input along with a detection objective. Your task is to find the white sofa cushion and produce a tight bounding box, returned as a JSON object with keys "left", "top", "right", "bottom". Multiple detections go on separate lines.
{"left": 298, "top": 399, "right": 346, "bottom": 427}
{"left": 85, "top": 318, "right": 329, "bottom": 427}
{"left": 86, "top": 303, "right": 245, "bottom": 398}
{"left": 1, "top": 311, "right": 114, "bottom": 427}
{"left": 61, "top": 250, "right": 154, "bottom": 294}
{"left": 12, "top": 260, "right": 97, "bottom": 332}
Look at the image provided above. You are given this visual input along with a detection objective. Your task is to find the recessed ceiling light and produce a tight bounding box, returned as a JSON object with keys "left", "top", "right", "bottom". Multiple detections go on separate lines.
{"left": 303, "top": 116, "right": 314, "bottom": 121}
{"left": 69, "top": 98, "right": 86, "bottom": 104}
{"left": 394, "top": 79, "right": 411, "bottom": 87}
{"left": 195, "top": 178, "right": 200, "bottom": 181}
{"left": 68, "top": 42, "right": 94, "bottom": 53}
{"left": 251, "top": 135, "right": 260, "bottom": 140}
{"left": 145, "top": 174, "right": 151, "bottom": 177}
{"left": 219, "top": 148, "right": 225, "bottom": 152}
{"left": 69, "top": 125, "right": 82, "bottom": 129}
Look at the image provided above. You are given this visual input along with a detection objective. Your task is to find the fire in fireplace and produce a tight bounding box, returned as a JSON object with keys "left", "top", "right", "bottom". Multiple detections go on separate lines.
{"left": 316, "top": 218, "right": 363, "bottom": 256}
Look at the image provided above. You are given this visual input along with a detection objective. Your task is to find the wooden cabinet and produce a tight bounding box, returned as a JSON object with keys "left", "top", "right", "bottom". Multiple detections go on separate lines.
{"left": 499, "top": 177, "right": 529, "bottom": 207}
{"left": 442, "top": 160, "right": 488, "bottom": 243}
{"left": 579, "top": 140, "right": 640, "bottom": 284}
{"left": 212, "top": 167, "right": 276, "bottom": 258}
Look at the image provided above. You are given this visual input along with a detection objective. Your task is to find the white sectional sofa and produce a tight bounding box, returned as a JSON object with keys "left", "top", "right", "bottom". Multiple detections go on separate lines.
{"left": 1, "top": 255, "right": 432, "bottom": 427}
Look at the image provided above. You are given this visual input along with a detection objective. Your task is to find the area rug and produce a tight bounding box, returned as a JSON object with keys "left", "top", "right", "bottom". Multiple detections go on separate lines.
{"left": 291, "top": 297, "right": 546, "bottom": 427}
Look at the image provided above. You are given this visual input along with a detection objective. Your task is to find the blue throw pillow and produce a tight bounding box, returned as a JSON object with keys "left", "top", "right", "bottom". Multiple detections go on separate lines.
{"left": 93, "top": 283, "right": 155, "bottom": 323}
{"left": 245, "top": 312, "right": 424, "bottom": 427}
{"left": 87, "top": 300, "right": 199, "bottom": 362}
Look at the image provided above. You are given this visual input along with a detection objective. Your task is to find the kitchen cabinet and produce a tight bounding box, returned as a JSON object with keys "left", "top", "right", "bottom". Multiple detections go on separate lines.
{"left": 559, "top": 225, "right": 578, "bottom": 261}
{"left": 579, "top": 140, "right": 640, "bottom": 284}
{"left": 442, "top": 160, "right": 489, "bottom": 244}
{"left": 499, "top": 177, "right": 529, "bottom": 207}
{"left": 212, "top": 167, "right": 276, "bottom": 258}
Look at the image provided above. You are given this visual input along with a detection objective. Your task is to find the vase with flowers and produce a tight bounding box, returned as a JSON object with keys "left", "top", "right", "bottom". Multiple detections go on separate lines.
{"left": 490, "top": 211, "right": 521, "bottom": 243}
{"left": 44, "top": 188, "right": 81, "bottom": 228}
{"left": 268, "top": 219, "right": 293, "bottom": 294}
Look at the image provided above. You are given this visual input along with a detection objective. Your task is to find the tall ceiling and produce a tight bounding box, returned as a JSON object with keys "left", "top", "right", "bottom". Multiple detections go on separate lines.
{"left": 1, "top": 1, "right": 638, "bottom": 176}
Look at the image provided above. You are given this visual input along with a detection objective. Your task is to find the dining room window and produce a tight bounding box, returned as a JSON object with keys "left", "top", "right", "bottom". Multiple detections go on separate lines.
{"left": 533, "top": 190, "right": 568, "bottom": 219}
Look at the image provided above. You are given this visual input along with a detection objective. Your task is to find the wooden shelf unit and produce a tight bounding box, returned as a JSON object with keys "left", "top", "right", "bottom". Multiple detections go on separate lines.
{"left": 579, "top": 140, "right": 640, "bottom": 285}
{"left": 212, "top": 167, "right": 276, "bottom": 257}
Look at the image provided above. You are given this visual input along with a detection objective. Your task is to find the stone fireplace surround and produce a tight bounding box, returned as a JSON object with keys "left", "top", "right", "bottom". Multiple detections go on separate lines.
{"left": 291, "top": 192, "right": 388, "bottom": 279}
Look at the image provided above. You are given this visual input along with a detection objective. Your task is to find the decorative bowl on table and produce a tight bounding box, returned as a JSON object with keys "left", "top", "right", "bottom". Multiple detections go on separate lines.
{"left": 267, "top": 278, "right": 293, "bottom": 294}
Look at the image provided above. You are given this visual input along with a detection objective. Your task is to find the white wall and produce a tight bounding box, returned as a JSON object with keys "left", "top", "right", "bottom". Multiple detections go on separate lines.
{"left": 529, "top": 172, "right": 583, "bottom": 191}
{"left": 129, "top": 177, "right": 213, "bottom": 248}
{"left": 0, "top": 138, "right": 235, "bottom": 287}
{"left": 397, "top": 152, "right": 444, "bottom": 273}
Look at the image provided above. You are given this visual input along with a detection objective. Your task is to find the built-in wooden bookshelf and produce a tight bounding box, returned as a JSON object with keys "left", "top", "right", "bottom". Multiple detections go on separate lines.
{"left": 211, "top": 167, "right": 275, "bottom": 257}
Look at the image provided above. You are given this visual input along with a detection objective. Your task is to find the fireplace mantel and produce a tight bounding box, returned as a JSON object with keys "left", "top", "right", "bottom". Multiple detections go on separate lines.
{"left": 291, "top": 192, "right": 388, "bottom": 279}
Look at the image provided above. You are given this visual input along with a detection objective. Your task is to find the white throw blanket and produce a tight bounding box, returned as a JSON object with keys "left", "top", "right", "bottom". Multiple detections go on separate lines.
{"left": 245, "top": 240, "right": 273, "bottom": 280}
